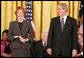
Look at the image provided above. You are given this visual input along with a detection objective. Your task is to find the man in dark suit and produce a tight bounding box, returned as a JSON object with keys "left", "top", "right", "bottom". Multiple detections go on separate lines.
{"left": 34, "top": 32, "right": 48, "bottom": 57}
{"left": 8, "top": 7, "right": 34, "bottom": 57}
{"left": 47, "top": 3, "right": 78, "bottom": 57}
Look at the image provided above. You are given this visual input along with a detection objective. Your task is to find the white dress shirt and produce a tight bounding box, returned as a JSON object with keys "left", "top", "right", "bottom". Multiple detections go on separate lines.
{"left": 60, "top": 15, "right": 67, "bottom": 25}
{"left": 42, "top": 41, "right": 47, "bottom": 46}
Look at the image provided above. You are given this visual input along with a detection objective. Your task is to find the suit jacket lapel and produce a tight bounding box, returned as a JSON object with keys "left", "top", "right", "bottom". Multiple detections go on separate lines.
{"left": 58, "top": 17, "right": 63, "bottom": 33}
{"left": 41, "top": 40, "right": 45, "bottom": 48}
{"left": 15, "top": 21, "right": 21, "bottom": 33}
{"left": 15, "top": 20, "right": 27, "bottom": 33}
{"left": 63, "top": 16, "right": 70, "bottom": 32}
{"left": 21, "top": 20, "right": 27, "bottom": 33}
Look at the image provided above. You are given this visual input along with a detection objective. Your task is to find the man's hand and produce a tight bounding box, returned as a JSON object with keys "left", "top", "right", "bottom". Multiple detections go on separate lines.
{"left": 72, "top": 49, "right": 77, "bottom": 57}
{"left": 47, "top": 48, "right": 52, "bottom": 55}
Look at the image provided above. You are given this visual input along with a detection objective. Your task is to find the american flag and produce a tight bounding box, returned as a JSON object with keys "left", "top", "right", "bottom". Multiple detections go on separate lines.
{"left": 25, "top": 1, "right": 32, "bottom": 21}
{"left": 25, "top": 1, "right": 35, "bottom": 38}
{"left": 79, "top": 1, "right": 83, "bottom": 17}
{"left": 80, "top": 1, "right": 83, "bottom": 8}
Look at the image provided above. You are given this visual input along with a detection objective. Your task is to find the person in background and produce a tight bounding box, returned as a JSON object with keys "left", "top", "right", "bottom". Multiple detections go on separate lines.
{"left": 76, "top": 8, "right": 83, "bottom": 57}
{"left": 34, "top": 32, "right": 48, "bottom": 57}
{"left": 1, "top": 30, "right": 12, "bottom": 57}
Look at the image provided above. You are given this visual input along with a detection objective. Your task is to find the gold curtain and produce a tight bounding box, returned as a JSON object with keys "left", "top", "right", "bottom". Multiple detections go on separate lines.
{"left": 1, "top": 1, "right": 81, "bottom": 40}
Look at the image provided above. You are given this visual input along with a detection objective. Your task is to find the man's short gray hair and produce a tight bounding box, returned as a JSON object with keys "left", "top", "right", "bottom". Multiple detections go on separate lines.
{"left": 58, "top": 3, "right": 68, "bottom": 10}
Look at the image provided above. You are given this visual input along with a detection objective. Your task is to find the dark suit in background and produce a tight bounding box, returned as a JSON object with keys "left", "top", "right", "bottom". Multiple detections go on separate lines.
{"left": 47, "top": 16, "right": 78, "bottom": 57}
{"left": 34, "top": 39, "right": 47, "bottom": 57}
{"left": 8, "top": 20, "right": 34, "bottom": 57}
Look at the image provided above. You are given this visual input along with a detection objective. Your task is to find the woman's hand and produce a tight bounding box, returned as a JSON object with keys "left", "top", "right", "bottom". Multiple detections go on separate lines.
{"left": 19, "top": 36, "right": 29, "bottom": 43}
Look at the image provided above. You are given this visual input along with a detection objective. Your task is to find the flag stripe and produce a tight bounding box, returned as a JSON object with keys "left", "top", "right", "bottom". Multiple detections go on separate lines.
{"left": 25, "top": 1, "right": 35, "bottom": 38}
